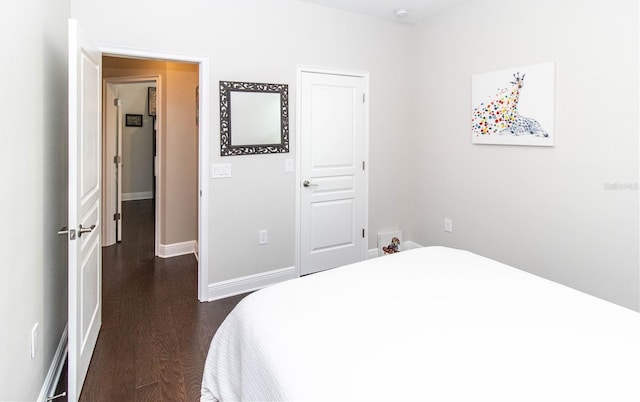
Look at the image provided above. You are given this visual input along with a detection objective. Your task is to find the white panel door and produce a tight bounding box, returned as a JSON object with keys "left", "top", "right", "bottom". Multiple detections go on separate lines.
{"left": 102, "top": 83, "right": 123, "bottom": 246}
{"left": 300, "top": 71, "right": 367, "bottom": 276}
{"left": 68, "top": 18, "right": 102, "bottom": 402}
{"left": 114, "top": 90, "right": 123, "bottom": 243}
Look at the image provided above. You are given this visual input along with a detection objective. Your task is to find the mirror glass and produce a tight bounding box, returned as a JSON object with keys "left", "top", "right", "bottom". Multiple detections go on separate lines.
{"left": 220, "top": 81, "right": 289, "bottom": 156}
{"left": 230, "top": 92, "right": 281, "bottom": 146}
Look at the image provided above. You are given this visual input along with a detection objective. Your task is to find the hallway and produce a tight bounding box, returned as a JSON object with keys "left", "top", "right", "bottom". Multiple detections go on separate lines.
{"left": 75, "top": 200, "right": 246, "bottom": 401}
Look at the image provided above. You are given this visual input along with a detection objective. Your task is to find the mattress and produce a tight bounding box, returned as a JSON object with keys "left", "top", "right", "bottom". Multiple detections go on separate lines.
{"left": 202, "top": 246, "right": 640, "bottom": 401}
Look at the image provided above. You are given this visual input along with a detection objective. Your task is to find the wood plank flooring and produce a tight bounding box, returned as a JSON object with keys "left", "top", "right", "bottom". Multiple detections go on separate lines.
{"left": 62, "top": 200, "right": 247, "bottom": 401}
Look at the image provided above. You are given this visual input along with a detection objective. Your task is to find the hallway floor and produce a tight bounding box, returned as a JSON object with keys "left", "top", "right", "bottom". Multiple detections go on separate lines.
{"left": 69, "top": 200, "right": 246, "bottom": 401}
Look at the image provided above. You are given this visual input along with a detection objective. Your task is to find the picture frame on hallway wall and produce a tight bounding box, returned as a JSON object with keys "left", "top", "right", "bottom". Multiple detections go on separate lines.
{"left": 125, "top": 114, "right": 143, "bottom": 127}
{"left": 472, "top": 62, "right": 555, "bottom": 146}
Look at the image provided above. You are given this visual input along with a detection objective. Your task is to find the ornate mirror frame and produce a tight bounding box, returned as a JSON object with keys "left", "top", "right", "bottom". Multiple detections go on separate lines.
{"left": 219, "top": 81, "right": 289, "bottom": 156}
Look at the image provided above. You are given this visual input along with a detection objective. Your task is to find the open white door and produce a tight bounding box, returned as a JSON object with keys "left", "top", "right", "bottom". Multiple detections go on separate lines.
{"left": 299, "top": 70, "right": 368, "bottom": 275}
{"left": 116, "top": 96, "right": 122, "bottom": 242}
{"left": 67, "top": 18, "right": 102, "bottom": 401}
{"left": 102, "top": 83, "right": 123, "bottom": 246}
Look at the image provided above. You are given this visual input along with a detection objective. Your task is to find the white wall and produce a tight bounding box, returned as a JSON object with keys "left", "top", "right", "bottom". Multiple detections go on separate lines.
{"left": 164, "top": 62, "right": 199, "bottom": 245}
{"left": 71, "top": 0, "right": 414, "bottom": 284}
{"left": 0, "top": 0, "right": 70, "bottom": 400}
{"left": 406, "top": 0, "right": 639, "bottom": 310}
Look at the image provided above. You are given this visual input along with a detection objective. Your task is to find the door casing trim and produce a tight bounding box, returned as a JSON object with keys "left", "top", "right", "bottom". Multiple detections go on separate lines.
{"left": 99, "top": 45, "right": 210, "bottom": 301}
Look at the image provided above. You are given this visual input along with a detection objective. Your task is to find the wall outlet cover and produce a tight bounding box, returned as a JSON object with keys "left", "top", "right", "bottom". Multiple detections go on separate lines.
{"left": 444, "top": 218, "right": 453, "bottom": 233}
{"left": 259, "top": 229, "right": 268, "bottom": 245}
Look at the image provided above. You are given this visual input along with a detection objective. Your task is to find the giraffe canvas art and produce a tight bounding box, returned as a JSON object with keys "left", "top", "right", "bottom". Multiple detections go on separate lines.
{"left": 472, "top": 62, "right": 555, "bottom": 146}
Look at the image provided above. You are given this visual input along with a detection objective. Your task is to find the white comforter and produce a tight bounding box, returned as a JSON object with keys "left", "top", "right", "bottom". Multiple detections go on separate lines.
{"left": 202, "top": 246, "right": 640, "bottom": 401}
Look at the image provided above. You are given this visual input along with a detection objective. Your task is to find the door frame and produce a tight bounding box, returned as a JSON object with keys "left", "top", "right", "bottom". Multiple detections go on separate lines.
{"left": 102, "top": 75, "right": 161, "bottom": 250}
{"left": 100, "top": 45, "right": 210, "bottom": 301}
{"left": 294, "top": 65, "right": 370, "bottom": 277}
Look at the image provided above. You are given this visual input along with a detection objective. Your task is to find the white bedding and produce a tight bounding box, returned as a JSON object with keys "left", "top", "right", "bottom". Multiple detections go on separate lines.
{"left": 202, "top": 246, "right": 640, "bottom": 401}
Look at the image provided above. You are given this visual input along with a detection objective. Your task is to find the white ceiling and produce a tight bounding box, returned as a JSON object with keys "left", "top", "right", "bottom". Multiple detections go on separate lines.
{"left": 296, "top": 0, "right": 472, "bottom": 24}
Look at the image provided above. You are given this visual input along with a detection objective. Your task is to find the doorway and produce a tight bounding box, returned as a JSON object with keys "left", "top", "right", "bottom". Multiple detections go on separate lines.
{"left": 103, "top": 77, "right": 158, "bottom": 248}
{"left": 96, "top": 48, "right": 210, "bottom": 302}
{"left": 101, "top": 56, "right": 201, "bottom": 263}
{"left": 96, "top": 48, "right": 210, "bottom": 301}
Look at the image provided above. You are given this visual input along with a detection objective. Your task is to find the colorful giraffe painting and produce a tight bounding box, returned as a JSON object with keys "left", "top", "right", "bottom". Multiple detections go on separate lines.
{"left": 472, "top": 72, "right": 548, "bottom": 138}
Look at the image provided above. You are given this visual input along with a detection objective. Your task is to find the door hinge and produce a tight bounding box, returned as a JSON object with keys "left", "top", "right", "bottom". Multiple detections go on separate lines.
{"left": 362, "top": 228, "right": 365, "bottom": 238}
{"left": 114, "top": 155, "right": 121, "bottom": 164}
{"left": 362, "top": 161, "right": 365, "bottom": 170}
{"left": 114, "top": 98, "right": 122, "bottom": 106}
{"left": 114, "top": 212, "right": 121, "bottom": 221}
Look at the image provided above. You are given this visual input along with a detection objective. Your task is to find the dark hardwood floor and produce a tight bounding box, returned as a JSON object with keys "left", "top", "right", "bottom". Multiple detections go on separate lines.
{"left": 56, "top": 200, "right": 247, "bottom": 401}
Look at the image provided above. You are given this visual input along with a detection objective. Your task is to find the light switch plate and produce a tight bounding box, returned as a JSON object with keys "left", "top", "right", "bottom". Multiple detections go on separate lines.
{"left": 212, "top": 163, "right": 231, "bottom": 179}
{"left": 285, "top": 159, "right": 294, "bottom": 173}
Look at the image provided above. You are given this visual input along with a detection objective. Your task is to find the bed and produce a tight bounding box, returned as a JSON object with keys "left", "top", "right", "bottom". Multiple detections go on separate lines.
{"left": 202, "top": 246, "right": 640, "bottom": 401}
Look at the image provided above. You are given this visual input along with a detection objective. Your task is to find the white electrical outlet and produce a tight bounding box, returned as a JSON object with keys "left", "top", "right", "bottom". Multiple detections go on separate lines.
{"left": 259, "top": 230, "right": 268, "bottom": 245}
{"left": 31, "top": 323, "right": 39, "bottom": 359}
{"left": 444, "top": 218, "right": 453, "bottom": 233}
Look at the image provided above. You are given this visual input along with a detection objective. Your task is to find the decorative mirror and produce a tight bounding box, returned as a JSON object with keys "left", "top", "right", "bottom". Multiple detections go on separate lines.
{"left": 220, "top": 81, "right": 289, "bottom": 156}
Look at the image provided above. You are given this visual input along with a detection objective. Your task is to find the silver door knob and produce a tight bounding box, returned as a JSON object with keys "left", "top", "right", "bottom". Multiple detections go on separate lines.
{"left": 78, "top": 224, "right": 96, "bottom": 237}
{"left": 303, "top": 180, "right": 318, "bottom": 187}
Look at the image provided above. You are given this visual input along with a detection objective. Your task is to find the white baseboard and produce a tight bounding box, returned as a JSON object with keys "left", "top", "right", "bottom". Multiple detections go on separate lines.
{"left": 38, "top": 325, "right": 68, "bottom": 402}
{"left": 208, "top": 266, "right": 297, "bottom": 301}
{"left": 403, "top": 241, "right": 423, "bottom": 250}
{"left": 158, "top": 240, "right": 197, "bottom": 258}
{"left": 368, "top": 240, "right": 423, "bottom": 259}
{"left": 122, "top": 191, "right": 153, "bottom": 201}
{"left": 208, "top": 241, "right": 424, "bottom": 301}
{"left": 367, "top": 248, "right": 379, "bottom": 259}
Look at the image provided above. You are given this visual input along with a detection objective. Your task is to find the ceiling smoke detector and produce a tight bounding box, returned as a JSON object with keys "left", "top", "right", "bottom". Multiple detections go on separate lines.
{"left": 394, "top": 8, "right": 409, "bottom": 18}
